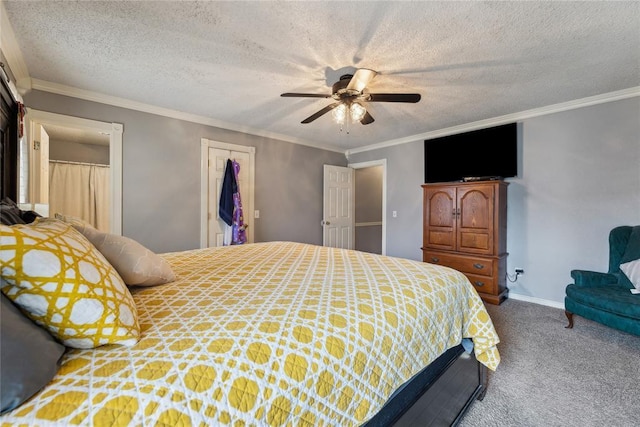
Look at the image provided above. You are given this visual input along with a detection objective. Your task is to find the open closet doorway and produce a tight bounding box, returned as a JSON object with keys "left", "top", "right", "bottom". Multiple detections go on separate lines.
{"left": 21, "top": 110, "right": 123, "bottom": 234}
{"left": 349, "top": 159, "right": 386, "bottom": 255}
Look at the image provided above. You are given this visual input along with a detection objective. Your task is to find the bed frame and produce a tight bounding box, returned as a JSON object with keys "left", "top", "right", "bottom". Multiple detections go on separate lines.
{"left": 365, "top": 344, "right": 487, "bottom": 426}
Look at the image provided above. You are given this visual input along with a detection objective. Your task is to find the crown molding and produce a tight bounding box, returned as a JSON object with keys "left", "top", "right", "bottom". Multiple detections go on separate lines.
{"left": 30, "top": 78, "right": 345, "bottom": 153}
{"left": 346, "top": 86, "right": 640, "bottom": 156}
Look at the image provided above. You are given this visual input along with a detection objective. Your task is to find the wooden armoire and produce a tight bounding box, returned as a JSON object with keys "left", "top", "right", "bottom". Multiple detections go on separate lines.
{"left": 422, "top": 180, "right": 508, "bottom": 304}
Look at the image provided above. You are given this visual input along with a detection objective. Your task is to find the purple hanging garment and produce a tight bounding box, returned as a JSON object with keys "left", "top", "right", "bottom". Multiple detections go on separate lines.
{"left": 231, "top": 160, "right": 247, "bottom": 244}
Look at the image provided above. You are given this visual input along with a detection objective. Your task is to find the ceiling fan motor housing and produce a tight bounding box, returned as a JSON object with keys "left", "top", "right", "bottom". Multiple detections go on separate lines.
{"left": 332, "top": 74, "right": 361, "bottom": 100}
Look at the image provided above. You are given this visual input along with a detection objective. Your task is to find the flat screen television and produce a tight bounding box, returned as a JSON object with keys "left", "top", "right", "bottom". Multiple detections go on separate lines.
{"left": 424, "top": 123, "right": 518, "bottom": 183}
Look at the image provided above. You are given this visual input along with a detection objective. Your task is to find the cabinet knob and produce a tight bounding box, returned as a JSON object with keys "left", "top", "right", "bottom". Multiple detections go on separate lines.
{"left": 474, "top": 281, "right": 485, "bottom": 287}
{"left": 431, "top": 257, "right": 439, "bottom": 263}
{"left": 473, "top": 263, "right": 485, "bottom": 269}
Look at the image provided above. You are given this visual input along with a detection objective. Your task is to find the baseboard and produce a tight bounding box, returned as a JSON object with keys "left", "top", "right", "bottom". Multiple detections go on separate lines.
{"left": 508, "top": 293, "right": 565, "bottom": 310}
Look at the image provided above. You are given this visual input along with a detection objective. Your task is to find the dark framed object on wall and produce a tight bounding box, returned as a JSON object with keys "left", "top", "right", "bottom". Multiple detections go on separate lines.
{"left": 1, "top": 76, "right": 18, "bottom": 201}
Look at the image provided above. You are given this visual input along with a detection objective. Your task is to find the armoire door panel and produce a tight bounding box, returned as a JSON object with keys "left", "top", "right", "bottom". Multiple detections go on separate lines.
{"left": 457, "top": 186, "right": 493, "bottom": 229}
{"left": 459, "top": 232, "right": 490, "bottom": 252}
{"left": 427, "top": 230, "right": 455, "bottom": 249}
{"left": 457, "top": 185, "right": 494, "bottom": 253}
{"left": 424, "top": 186, "right": 456, "bottom": 249}
{"left": 426, "top": 188, "right": 456, "bottom": 227}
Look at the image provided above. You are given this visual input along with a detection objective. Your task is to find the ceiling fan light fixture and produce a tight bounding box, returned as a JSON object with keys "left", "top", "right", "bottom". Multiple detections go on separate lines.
{"left": 332, "top": 103, "right": 348, "bottom": 124}
{"left": 350, "top": 102, "right": 366, "bottom": 122}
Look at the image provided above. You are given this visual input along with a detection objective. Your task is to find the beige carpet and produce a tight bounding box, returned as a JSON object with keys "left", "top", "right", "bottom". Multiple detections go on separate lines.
{"left": 458, "top": 299, "right": 639, "bottom": 427}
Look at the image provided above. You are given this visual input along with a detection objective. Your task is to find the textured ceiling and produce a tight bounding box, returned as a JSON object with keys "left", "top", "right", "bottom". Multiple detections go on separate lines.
{"left": 4, "top": 1, "right": 639, "bottom": 152}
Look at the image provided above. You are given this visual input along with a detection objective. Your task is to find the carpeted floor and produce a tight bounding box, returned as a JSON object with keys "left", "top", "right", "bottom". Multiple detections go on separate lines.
{"left": 458, "top": 299, "right": 639, "bottom": 427}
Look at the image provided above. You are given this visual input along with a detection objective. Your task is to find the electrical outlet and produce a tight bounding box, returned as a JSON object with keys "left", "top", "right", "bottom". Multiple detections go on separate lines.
{"left": 515, "top": 268, "right": 524, "bottom": 274}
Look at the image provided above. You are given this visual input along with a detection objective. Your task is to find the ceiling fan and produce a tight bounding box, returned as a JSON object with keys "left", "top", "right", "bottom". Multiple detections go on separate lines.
{"left": 281, "top": 68, "right": 421, "bottom": 125}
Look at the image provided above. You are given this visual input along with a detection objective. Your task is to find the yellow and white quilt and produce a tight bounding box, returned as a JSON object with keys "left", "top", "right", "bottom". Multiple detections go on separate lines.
{"left": 1, "top": 242, "right": 499, "bottom": 426}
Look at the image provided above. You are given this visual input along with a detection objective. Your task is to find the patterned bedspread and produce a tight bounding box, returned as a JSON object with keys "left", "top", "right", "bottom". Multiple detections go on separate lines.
{"left": 1, "top": 242, "right": 499, "bottom": 426}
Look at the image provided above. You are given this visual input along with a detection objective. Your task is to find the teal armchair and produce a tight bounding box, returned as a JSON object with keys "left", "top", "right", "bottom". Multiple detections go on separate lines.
{"left": 564, "top": 225, "right": 640, "bottom": 336}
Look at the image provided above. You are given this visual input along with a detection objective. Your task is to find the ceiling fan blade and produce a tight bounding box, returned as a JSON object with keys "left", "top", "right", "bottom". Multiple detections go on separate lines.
{"left": 360, "top": 111, "right": 375, "bottom": 125}
{"left": 367, "top": 93, "right": 421, "bottom": 103}
{"left": 301, "top": 102, "right": 341, "bottom": 124}
{"left": 281, "top": 93, "right": 331, "bottom": 98}
{"left": 346, "top": 68, "right": 377, "bottom": 92}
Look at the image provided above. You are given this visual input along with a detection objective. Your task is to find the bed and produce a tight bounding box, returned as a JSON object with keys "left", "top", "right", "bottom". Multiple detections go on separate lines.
{"left": 1, "top": 234, "right": 499, "bottom": 426}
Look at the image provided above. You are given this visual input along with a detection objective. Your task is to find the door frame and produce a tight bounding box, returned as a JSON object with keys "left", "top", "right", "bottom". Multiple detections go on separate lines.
{"left": 348, "top": 159, "right": 387, "bottom": 255}
{"left": 25, "top": 110, "right": 123, "bottom": 235}
{"left": 200, "top": 138, "right": 255, "bottom": 248}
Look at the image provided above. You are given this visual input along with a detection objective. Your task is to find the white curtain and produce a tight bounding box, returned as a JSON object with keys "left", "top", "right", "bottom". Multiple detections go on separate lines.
{"left": 49, "top": 161, "right": 110, "bottom": 232}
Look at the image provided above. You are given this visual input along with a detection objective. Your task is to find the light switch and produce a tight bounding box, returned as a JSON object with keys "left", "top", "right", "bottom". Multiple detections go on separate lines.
{"left": 254, "top": 210, "right": 260, "bottom": 219}
{"left": 392, "top": 211, "right": 397, "bottom": 218}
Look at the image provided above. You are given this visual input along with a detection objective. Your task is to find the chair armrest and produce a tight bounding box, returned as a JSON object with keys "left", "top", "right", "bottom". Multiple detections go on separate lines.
{"left": 570, "top": 270, "right": 617, "bottom": 287}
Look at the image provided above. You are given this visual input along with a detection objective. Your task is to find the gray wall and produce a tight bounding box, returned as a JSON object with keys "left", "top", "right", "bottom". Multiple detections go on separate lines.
{"left": 49, "top": 139, "right": 110, "bottom": 165}
{"left": 355, "top": 166, "right": 382, "bottom": 254}
{"left": 348, "top": 97, "right": 640, "bottom": 305}
{"left": 23, "top": 90, "right": 346, "bottom": 253}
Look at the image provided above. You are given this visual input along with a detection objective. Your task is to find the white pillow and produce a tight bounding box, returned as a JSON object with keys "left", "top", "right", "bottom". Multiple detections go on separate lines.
{"left": 620, "top": 259, "right": 640, "bottom": 290}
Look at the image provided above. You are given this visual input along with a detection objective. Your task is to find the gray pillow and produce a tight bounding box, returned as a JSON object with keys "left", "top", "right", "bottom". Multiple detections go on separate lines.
{"left": 0, "top": 292, "right": 66, "bottom": 414}
{"left": 0, "top": 197, "right": 40, "bottom": 225}
{"left": 0, "top": 198, "right": 25, "bottom": 225}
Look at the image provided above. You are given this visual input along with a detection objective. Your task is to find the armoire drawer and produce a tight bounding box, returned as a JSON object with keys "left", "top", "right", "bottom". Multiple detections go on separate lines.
{"left": 422, "top": 251, "right": 494, "bottom": 277}
{"left": 463, "top": 273, "right": 498, "bottom": 295}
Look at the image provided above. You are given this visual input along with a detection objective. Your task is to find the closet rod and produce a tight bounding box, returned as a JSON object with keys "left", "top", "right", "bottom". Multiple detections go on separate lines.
{"left": 49, "top": 160, "right": 109, "bottom": 167}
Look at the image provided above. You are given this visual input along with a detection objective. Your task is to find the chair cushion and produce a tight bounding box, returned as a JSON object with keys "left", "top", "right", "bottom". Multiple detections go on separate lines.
{"left": 566, "top": 284, "right": 640, "bottom": 319}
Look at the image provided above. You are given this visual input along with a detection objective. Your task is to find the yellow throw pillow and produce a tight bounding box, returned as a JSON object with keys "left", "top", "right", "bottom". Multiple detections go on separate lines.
{"left": 0, "top": 218, "right": 140, "bottom": 349}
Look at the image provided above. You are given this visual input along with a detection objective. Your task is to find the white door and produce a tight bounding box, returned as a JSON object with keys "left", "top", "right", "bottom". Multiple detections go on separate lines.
{"left": 323, "top": 165, "right": 354, "bottom": 249}
{"left": 201, "top": 139, "right": 255, "bottom": 248}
